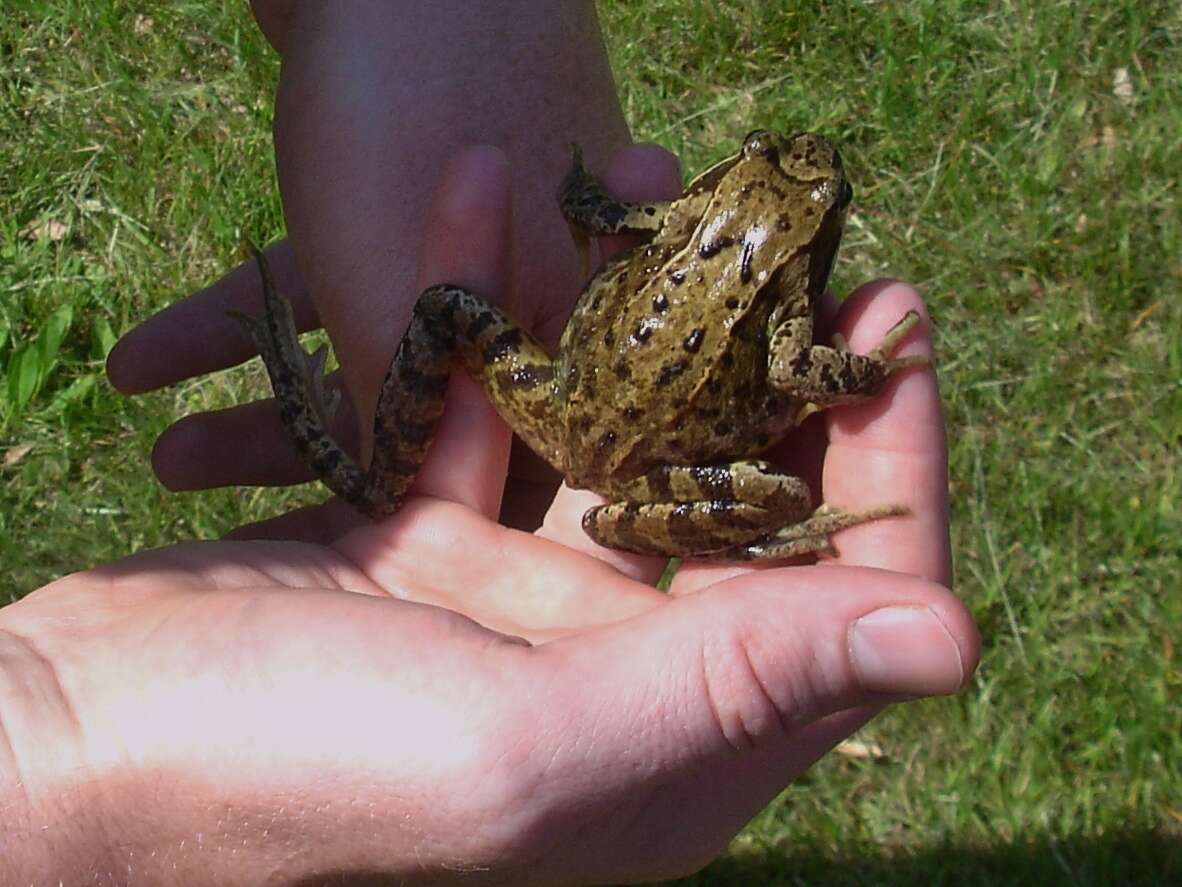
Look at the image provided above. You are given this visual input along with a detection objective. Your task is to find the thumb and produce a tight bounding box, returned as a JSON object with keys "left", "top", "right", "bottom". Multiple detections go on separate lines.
{"left": 531, "top": 567, "right": 978, "bottom": 881}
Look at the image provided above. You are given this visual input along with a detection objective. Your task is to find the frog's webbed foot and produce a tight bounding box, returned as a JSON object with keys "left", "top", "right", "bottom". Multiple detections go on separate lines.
{"left": 582, "top": 460, "right": 905, "bottom": 560}
{"left": 558, "top": 143, "right": 669, "bottom": 279}
{"left": 229, "top": 251, "right": 370, "bottom": 509}
{"left": 772, "top": 309, "right": 929, "bottom": 412}
{"left": 722, "top": 502, "right": 908, "bottom": 561}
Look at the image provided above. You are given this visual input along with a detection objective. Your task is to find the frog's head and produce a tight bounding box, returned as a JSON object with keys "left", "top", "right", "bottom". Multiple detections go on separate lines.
{"left": 740, "top": 130, "right": 852, "bottom": 210}
{"left": 733, "top": 130, "right": 852, "bottom": 298}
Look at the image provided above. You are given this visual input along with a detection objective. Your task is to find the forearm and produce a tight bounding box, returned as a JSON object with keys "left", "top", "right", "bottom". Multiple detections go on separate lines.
{"left": 271, "top": 1, "right": 630, "bottom": 419}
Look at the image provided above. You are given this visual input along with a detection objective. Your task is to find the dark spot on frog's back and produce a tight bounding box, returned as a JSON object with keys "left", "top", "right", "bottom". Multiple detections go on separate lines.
{"left": 603, "top": 329, "right": 615, "bottom": 347}
{"left": 623, "top": 405, "right": 640, "bottom": 420}
{"left": 683, "top": 328, "right": 705, "bottom": 353}
{"left": 699, "top": 235, "right": 735, "bottom": 259}
{"left": 739, "top": 240, "right": 755, "bottom": 284}
{"left": 667, "top": 269, "right": 685, "bottom": 286}
{"left": 630, "top": 318, "right": 656, "bottom": 345}
{"left": 656, "top": 357, "right": 689, "bottom": 386}
{"left": 597, "top": 430, "right": 617, "bottom": 451}
{"left": 613, "top": 359, "right": 631, "bottom": 381}
{"left": 653, "top": 292, "right": 669, "bottom": 312}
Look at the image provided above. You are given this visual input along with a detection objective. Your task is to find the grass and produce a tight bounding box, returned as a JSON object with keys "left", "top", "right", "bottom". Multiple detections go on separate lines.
{"left": 2, "top": 1, "right": 1179, "bottom": 883}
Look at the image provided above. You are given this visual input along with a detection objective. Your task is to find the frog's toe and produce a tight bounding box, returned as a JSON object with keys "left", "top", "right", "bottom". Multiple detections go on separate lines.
{"left": 723, "top": 502, "right": 909, "bottom": 561}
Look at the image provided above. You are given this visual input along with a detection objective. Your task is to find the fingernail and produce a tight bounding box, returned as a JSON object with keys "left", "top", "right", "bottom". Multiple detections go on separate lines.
{"left": 850, "top": 606, "right": 965, "bottom": 696}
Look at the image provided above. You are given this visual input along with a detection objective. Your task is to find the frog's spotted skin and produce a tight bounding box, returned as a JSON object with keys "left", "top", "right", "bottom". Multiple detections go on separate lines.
{"left": 234, "top": 130, "right": 927, "bottom": 559}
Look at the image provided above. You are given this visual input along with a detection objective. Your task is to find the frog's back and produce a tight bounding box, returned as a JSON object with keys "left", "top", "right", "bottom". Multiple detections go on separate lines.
{"left": 557, "top": 243, "right": 791, "bottom": 491}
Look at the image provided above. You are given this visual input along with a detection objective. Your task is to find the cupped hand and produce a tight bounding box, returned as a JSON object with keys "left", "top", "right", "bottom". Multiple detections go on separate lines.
{"left": 5, "top": 147, "right": 977, "bottom": 885}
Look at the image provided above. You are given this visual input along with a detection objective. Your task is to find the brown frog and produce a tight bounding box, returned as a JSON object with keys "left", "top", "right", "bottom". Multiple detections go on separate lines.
{"left": 234, "top": 130, "right": 926, "bottom": 560}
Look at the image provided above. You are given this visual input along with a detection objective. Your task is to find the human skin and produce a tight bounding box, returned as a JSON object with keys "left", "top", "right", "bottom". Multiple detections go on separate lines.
{"left": 106, "top": 0, "right": 632, "bottom": 527}
{"left": 2, "top": 149, "right": 977, "bottom": 885}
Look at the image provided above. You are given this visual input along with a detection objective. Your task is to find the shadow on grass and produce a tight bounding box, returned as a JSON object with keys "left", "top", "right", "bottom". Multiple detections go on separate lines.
{"left": 287, "top": 828, "right": 1179, "bottom": 885}
{"left": 666, "top": 827, "right": 1180, "bottom": 886}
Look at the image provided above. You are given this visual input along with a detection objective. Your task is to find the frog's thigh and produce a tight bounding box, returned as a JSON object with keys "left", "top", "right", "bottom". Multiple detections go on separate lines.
{"left": 767, "top": 310, "right": 927, "bottom": 405}
{"left": 382, "top": 285, "right": 565, "bottom": 471}
{"left": 583, "top": 461, "right": 813, "bottom": 557}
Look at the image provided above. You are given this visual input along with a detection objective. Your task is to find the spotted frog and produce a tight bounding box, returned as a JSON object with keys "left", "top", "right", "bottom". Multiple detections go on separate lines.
{"left": 234, "top": 131, "right": 926, "bottom": 560}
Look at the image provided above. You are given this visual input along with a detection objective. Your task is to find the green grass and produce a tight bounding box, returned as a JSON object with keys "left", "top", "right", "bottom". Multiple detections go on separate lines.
{"left": 2, "top": 1, "right": 1179, "bottom": 883}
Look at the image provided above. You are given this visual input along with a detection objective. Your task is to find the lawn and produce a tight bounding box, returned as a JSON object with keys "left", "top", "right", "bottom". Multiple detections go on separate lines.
{"left": 1, "top": 1, "right": 1179, "bottom": 884}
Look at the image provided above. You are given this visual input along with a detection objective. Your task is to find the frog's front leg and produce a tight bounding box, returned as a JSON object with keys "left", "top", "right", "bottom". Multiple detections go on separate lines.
{"left": 233, "top": 253, "right": 562, "bottom": 519}
{"left": 558, "top": 144, "right": 670, "bottom": 276}
{"left": 767, "top": 309, "right": 928, "bottom": 408}
{"left": 582, "top": 460, "right": 901, "bottom": 560}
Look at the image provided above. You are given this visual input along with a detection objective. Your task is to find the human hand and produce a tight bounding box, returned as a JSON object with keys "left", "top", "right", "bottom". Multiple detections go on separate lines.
{"left": 105, "top": 2, "right": 633, "bottom": 532}
{"left": 4, "top": 147, "right": 976, "bottom": 885}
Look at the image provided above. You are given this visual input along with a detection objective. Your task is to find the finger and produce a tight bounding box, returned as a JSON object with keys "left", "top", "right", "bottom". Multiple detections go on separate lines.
{"left": 150, "top": 373, "right": 358, "bottom": 491}
{"left": 821, "top": 281, "right": 951, "bottom": 584}
{"left": 106, "top": 239, "right": 317, "bottom": 395}
{"left": 596, "top": 143, "right": 682, "bottom": 263}
{"left": 249, "top": 0, "right": 295, "bottom": 53}
{"left": 403, "top": 145, "right": 515, "bottom": 518}
{"left": 531, "top": 566, "right": 978, "bottom": 881}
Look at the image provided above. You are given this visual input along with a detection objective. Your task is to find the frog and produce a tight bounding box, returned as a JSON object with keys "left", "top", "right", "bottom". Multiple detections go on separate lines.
{"left": 232, "top": 130, "right": 927, "bottom": 560}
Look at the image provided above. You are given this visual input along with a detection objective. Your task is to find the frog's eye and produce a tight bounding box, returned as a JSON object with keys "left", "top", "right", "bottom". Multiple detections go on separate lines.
{"left": 741, "top": 130, "right": 775, "bottom": 159}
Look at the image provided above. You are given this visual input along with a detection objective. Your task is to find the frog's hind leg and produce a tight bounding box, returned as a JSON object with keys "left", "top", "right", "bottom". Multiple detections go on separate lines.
{"left": 582, "top": 460, "right": 814, "bottom": 558}
{"left": 233, "top": 253, "right": 561, "bottom": 519}
{"left": 367, "top": 285, "right": 565, "bottom": 502}
{"left": 230, "top": 251, "right": 371, "bottom": 510}
{"left": 558, "top": 143, "right": 670, "bottom": 277}
{"left": 768, "top": 309, "right": 929, "bottom": 409}
{"left": 583, "top": 460, "right": 908, "bottom": 560}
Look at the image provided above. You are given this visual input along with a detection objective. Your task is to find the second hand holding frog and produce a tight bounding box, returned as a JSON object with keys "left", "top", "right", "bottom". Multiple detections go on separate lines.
{"left": 234, "top": 131, "right": 927, "bottom": 560}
